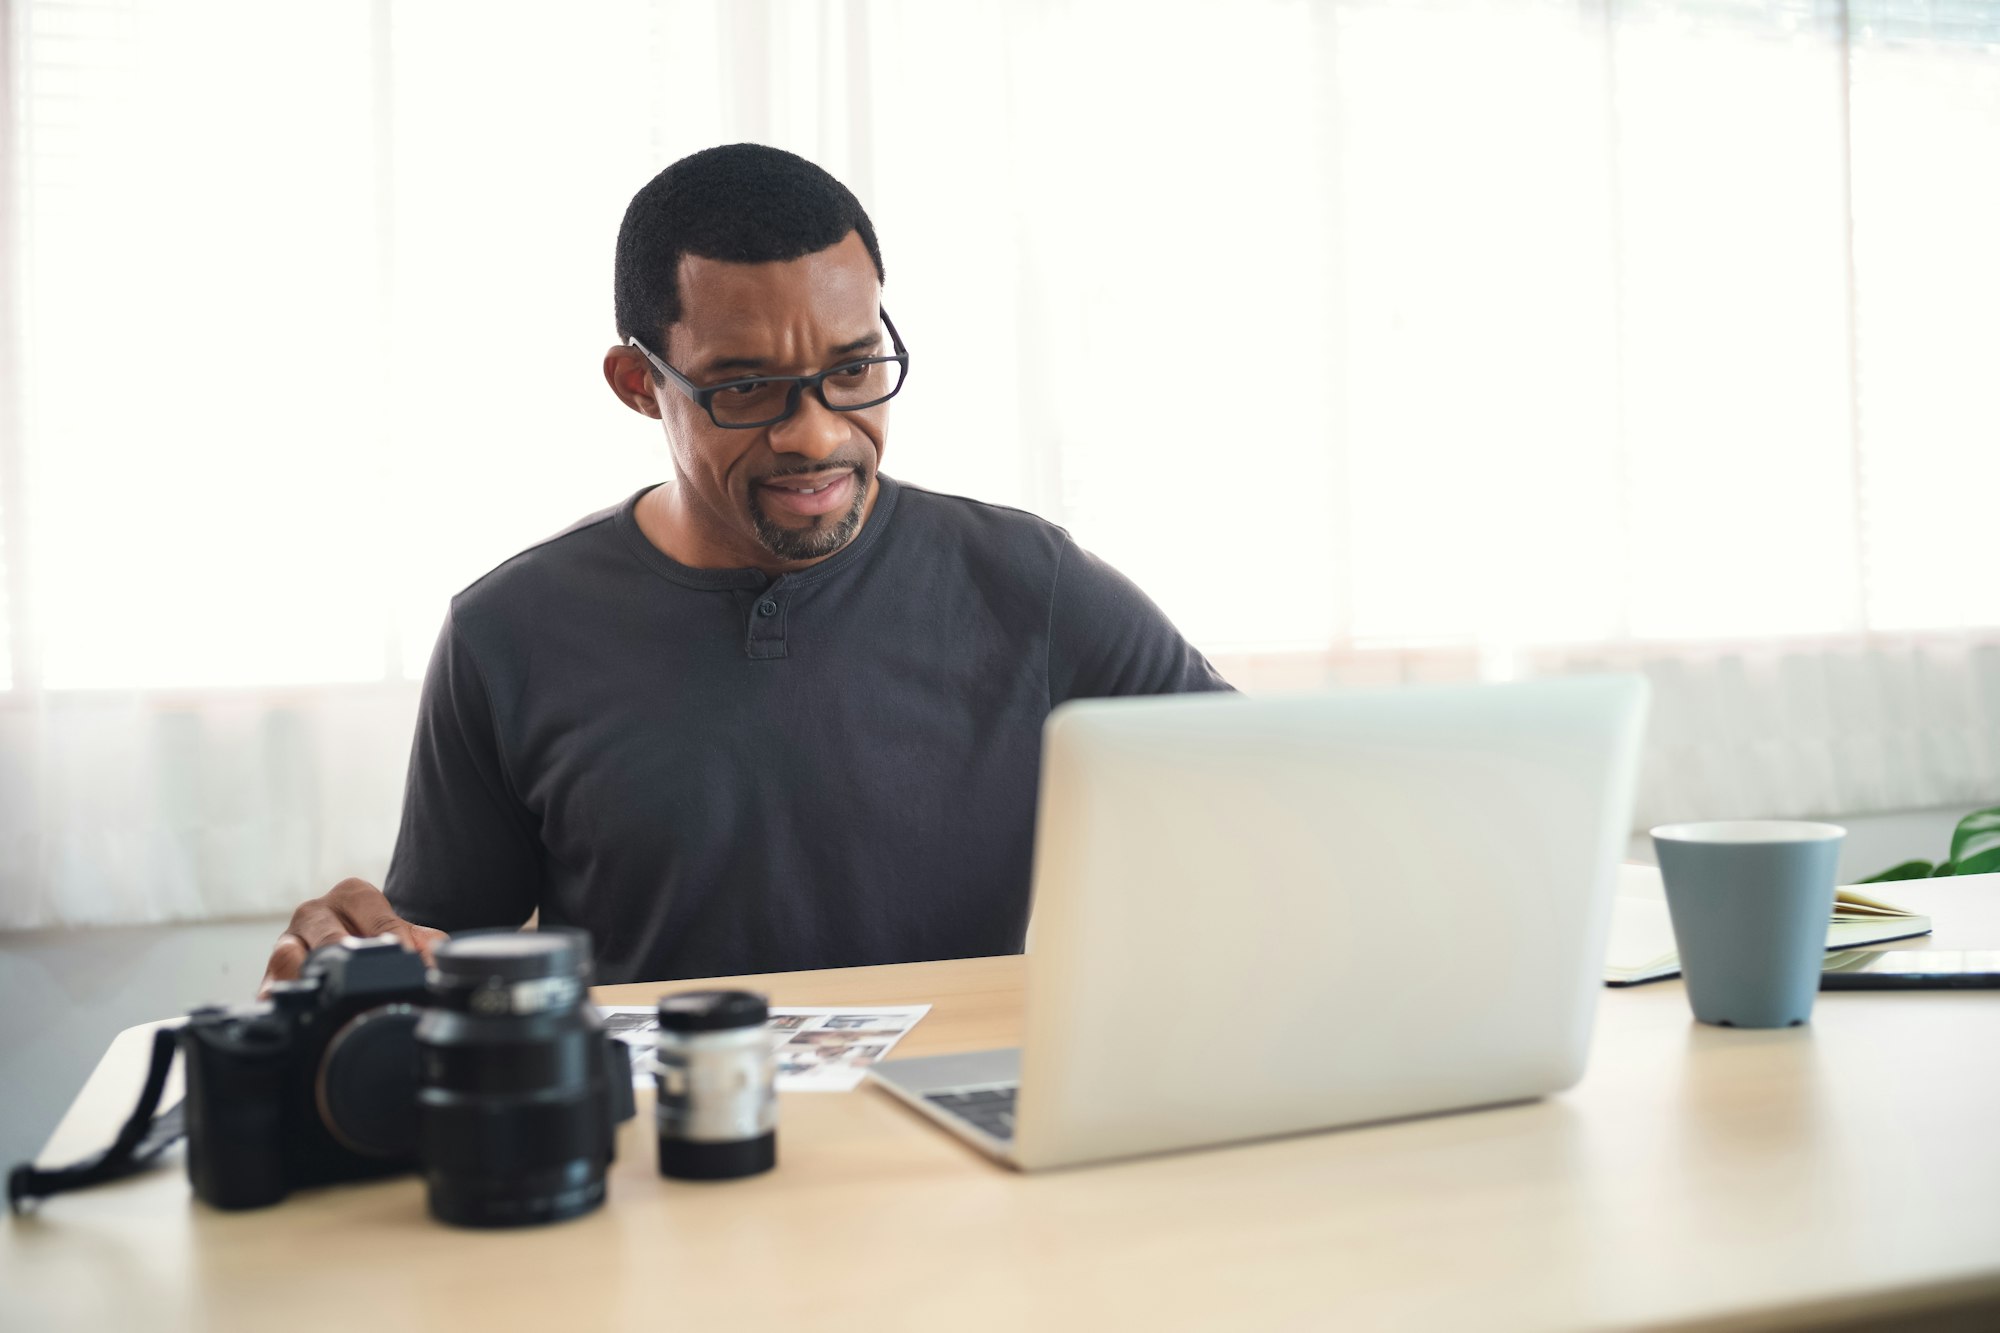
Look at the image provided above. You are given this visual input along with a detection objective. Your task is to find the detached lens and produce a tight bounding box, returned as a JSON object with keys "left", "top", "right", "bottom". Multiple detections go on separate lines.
{"left": 416, "top": 930, "right": 619, "bottom": 1227}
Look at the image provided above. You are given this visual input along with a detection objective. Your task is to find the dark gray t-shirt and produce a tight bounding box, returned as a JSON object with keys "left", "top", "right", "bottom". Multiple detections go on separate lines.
{"left": 384, "top": 475, "right": 1229, "bottom": 983}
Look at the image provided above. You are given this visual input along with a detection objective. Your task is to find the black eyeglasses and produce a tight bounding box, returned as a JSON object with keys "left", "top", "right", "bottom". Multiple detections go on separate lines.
{"left": 628, "top": 308, "right": 910, "bottom": 429}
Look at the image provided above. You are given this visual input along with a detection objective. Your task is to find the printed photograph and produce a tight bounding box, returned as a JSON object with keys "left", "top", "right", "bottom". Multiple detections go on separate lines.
{"left": 602, "top": 1011, "right": 659, "bottom": 1037}
{"left": 821, "top": 1014, "right": 897, "bottom": 1030}
{"left": 779, "top": 1030, "right": 898, "bottom": 1066}
{"left": 775, "top": 1036, "right": 888, "bottom": 1072}
{"left": 787, "top": 1030, "right": 872, "bottom": 1052}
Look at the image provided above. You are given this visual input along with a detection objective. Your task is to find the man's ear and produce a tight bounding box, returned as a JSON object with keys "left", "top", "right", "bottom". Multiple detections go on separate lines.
{"left": 603, "top": 345, "right": 663, "bottom": 419}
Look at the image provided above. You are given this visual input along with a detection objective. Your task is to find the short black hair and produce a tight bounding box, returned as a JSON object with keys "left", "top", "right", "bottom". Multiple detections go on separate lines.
{"left": 614, "top": 143, "right": 885, "bottom": 349}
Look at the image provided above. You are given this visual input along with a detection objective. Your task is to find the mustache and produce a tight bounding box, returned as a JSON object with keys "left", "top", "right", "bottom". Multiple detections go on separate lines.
{"left": 758, "top": 458, "right": 871, "bottom": 482}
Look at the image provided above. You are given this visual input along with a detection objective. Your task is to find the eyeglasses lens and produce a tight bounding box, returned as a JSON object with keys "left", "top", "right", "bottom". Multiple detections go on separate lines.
{"left": 708, "top": 359, "right": 905, "bottom": 426}
{"left": 819, "top": 358, "right": 902, "bottom": 409}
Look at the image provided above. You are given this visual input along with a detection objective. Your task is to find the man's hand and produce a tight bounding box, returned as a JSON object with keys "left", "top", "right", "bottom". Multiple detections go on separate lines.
{"left": 260, "top": 878, "right": 449, "bottom": 995}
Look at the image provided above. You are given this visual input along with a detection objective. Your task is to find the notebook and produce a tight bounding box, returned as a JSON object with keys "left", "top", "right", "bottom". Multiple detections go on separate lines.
{"left": 873, "top": 675, "right": 1651, "bottom": 1170}
{"left": 1604, "top": 863, "right": 1931, "bottom": 987}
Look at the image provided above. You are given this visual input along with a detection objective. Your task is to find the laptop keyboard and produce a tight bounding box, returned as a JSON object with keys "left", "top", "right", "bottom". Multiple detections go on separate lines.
{"left": 923, "top": 1083, "right": 1019, "bottom": 1142}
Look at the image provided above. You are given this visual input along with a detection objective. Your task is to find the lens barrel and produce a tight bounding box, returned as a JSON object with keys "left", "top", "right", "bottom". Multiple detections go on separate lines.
{"left": 655, "top": 990, "right": 777, "bottom": 1180}
{"left": 416, "top": 930, "right": 618, "bottom": 1227}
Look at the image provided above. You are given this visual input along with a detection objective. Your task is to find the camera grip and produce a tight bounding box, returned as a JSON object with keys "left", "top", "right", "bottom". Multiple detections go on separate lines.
{"left": 181, "top": 1020, "right": 290, "bottom": 1210}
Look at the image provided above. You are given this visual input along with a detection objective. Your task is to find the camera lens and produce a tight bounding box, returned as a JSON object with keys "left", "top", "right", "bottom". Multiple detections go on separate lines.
{"left": 416, "top": 929, "right": 621, "bottom": 1227}
{"left": 655, "top": 990, "right": 777, "bottom": 1180}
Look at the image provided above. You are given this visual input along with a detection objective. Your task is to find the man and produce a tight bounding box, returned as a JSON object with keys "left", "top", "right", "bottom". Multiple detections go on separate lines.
{"left": 262, "top": 144, "right": 1227, "bottom": 989}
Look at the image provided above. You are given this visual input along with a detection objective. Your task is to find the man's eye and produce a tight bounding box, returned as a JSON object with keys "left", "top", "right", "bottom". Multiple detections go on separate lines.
{"left": 719, "top": 382, "right": 764, "bottom": 396}
{"left": 829, "top": 363, "right": 870, "bottom": 382}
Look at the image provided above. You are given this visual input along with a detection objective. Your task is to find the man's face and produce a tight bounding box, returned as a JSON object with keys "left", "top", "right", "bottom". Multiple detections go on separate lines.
{"left": 609, "top": 231, "right": 890, "bottom": 570}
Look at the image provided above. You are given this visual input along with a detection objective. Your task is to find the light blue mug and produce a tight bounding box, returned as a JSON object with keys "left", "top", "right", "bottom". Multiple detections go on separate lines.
{"left": 1650, "top": 821, "right": 1847, "bottom": 1028}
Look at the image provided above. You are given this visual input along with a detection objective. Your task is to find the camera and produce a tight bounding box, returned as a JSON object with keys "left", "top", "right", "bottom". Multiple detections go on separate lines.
{"left": 179, "top": 930, "right": 637, "bottom": 1222}
{"left": 181, "top": 936, "right": 428, "bottom": 1210}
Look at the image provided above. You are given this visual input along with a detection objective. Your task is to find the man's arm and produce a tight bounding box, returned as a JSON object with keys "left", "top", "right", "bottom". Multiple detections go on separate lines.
{"left": 1045, "top": 535, "right": 1233, "bottom": 702}
{"left": 260, "top": 608, "right": 542, "bottom": 990}
{"left": 383, "top": 607, "right": 544, "bottom": 930}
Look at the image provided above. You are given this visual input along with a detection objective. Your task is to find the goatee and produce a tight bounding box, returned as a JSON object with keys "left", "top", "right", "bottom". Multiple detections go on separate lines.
{"left": 748, "top": 465, "right": 873, "bottom": 561}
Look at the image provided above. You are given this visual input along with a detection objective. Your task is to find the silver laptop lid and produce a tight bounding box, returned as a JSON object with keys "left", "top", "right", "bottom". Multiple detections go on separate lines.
{"left": 1013, "top": 675, "right": 1648, "bottom": 1170}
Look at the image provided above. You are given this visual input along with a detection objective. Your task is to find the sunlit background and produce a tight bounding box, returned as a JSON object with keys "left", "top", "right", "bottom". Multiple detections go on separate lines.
{"left": 3, "top": 0, "right": 1997, "bottom": 926}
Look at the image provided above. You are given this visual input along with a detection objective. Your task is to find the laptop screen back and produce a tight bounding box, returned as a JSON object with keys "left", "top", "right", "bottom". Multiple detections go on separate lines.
{"left": 1012, "top": 675, "right": 1649, "bottom": 1170}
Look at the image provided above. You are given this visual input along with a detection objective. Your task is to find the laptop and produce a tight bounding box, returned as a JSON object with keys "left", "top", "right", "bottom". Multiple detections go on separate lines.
{"left": 869, "top": 675, "right": 1650, "bottom": 1170}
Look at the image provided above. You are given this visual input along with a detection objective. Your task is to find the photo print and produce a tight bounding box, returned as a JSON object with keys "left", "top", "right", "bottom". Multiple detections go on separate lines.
{"left": 598, "top": 1004, "right": 930, "bottom": 1091}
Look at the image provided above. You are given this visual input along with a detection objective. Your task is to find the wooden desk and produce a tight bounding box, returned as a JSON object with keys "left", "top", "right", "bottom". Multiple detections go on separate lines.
{"left": 7, "top": 878, "right": 2000, "bottom": 1332}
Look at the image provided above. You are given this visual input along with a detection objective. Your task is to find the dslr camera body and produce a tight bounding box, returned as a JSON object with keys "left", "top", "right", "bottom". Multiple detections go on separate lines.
{"left": 181, "top": 936, "right": 428, "bottom": 1209}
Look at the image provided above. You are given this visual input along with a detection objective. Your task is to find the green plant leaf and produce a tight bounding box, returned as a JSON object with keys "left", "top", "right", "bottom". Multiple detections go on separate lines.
{"left": 1860, "top": 860, "right": 1935, "bottom": 882}
{"left": 1931, "top": 860, "right": 1957, "bottom": 876}
{"left": 1949, "top": 807, "right": 2000, "bottom": 871}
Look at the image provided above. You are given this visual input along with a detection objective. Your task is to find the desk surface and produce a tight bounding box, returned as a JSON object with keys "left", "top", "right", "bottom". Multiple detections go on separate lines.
{"left": 7, "top": 877, "right": 2000, "bottom": 1333}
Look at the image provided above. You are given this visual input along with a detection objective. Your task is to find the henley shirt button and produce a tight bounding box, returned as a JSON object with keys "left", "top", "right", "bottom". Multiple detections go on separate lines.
{"left": 756, "top": 599, "right": 779, "bottom": 618}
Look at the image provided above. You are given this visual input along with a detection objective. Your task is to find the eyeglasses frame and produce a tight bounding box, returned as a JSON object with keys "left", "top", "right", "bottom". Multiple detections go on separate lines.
{"left": 627, "top": 307, "right": 910, "bottom": 429}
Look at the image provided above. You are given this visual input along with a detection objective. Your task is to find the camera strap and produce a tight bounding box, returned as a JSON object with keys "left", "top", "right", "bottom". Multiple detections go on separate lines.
{"left": 7, "top": 1027, "right": 187, "bottom": 1213}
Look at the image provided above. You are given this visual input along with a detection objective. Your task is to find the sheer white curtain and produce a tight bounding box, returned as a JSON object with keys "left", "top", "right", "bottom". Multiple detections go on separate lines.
{"left": 4, "top": 0, "right": 1997, "bottom": 927}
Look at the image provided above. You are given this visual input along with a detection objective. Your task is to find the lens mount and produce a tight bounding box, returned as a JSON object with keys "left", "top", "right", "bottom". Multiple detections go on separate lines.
{"left": 315, "top": 1003, "right": 423, "bottom": 1158}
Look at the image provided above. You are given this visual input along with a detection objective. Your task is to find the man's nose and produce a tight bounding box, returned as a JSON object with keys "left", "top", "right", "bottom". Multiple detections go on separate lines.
{"left": 767, "top": 389, "right": 848, "bottom": 460}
